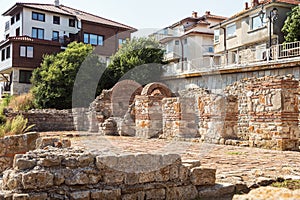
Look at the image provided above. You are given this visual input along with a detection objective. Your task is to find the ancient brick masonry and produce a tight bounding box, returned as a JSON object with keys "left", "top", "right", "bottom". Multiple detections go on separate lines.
{"left": 6, "top": 109, "right": 75, "bottom": 132}
{"left": 0, "top": 148, "right": 218, "bottom": 200}
{"left": 162, "top": 97, "right": 198, "bottom": 138}
{"left": 135, "top": 95, "right": 164, "bottom": 138}
{"left": 246, "top": 76, "right": 300, "bottom": 150}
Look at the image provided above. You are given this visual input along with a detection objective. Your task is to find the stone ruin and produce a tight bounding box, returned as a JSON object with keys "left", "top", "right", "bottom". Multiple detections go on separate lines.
{"left": 0, "top": 147, "right": 227, "bottom": 200}
{"left": 87, "top": 75, "right": 300, "bottom": 151}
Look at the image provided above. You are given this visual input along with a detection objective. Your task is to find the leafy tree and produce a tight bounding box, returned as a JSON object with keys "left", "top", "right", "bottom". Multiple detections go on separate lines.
{"left": 98, "top": 37, "right": 165, "bottom": 91}
{"left": 31, "top": 42, "right": 103, "bottom": 109}
{"left": 282, "top": 5, "right": 300, "bottom": 42}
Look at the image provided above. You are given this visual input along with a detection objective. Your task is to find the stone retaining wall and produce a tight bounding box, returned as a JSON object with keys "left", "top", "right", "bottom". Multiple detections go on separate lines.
{"left": 0, "top": 132, "right": 39, "bottom": 174}
{"left": 1, "top": 148, "right": 218, "bottom": 200}
{"left": 6, "top": 109, "right": 75, "bottom": 132}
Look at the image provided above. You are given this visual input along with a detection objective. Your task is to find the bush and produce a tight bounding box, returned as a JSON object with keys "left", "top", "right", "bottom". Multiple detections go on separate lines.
{"left": 0, "top": 94, "right": 12, "bottom": 124}
{"left": 0, "top": 115, "right": 35, "bottom": 137}
{"left": 8, "top": 93, "right": 34, "bottom": 111}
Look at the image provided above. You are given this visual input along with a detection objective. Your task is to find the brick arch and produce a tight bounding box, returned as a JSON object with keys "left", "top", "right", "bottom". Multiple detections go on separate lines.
{"left": 111, "top": 80, "right": 143, "bottom": 117}
{"left": 141, "top": 82, "right": 172, "bottom": 98}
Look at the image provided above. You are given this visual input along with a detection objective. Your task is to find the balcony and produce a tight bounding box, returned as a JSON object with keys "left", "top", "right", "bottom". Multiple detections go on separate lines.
{"left": 164, "top": 52, "right": 180, "bottom": 62}
{"left": 163, "top": 41, "right": 300, "bottom": 77}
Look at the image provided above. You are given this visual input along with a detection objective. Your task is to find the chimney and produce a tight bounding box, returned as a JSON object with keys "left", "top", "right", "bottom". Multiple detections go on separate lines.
{"left": 54, "top": 0, "right": 59, "bottom": 7}
{"left": 251, "top": 0, "right": 259, "bottom": 7}
{"left": 245, "top": 2, "right": 249, "bottom": 10}
{"left": 192, "top": 11, "right": 198, "bottom": 18}
{"left": 205, "top": 11, "right": 211, "bottom": 16}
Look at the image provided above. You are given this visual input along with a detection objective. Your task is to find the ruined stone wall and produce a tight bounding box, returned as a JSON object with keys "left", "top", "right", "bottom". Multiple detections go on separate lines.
{"left": 0, "top": 133, "right": 39, "bottom": 174}
{"left": 197, "top": 94, "right": 238, "bottom": 144}
{"left": 6, "top": 109, "right": 75, "bottom": 132}
{"left": 1, "top": 148, "right": 217, "bottom": 200}
{"left": 135, "top": 95, "right": 163, "bottom": 138}
{"left": 162, "top": 97, "right": 198, "bottom": 138}
{"left": 247, "top": 76, "right": 300, "bottom": 150}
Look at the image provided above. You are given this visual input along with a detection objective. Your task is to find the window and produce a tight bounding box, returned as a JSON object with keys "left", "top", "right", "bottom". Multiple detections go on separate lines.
{"left": 69, "top": 19, "right": 75, "bottom": 27}
{"left": 6, "top": 46, "right": 10, "bottom": 59}
{"left": 175, "top": 40, "right": 180, "bottom": 45}
{"left": 19, "top": 70, "right": 33, "bottom": 84}
{"left": 53, "top": 16, "right": 60, "bottom": 25}
{"left": 5, "top": 21, "right": 9, "bottom": 31}
{"left": 20, "top": 46, "right": 33, "bottom": 58}
{"left": 52, "top": 31, "right": 59, "bottom": 41}
{"left": 16, "top": 27, "right": 20, "bottom": 36}
{"left": 251, "top": 15, "right": 263, "bottom": 30}
{"left": 5, "top": 34, "right": 9, "bottom": 39}
{"left": 32, "top": 12, "right": 45, "bottom": 22}
{"left": 11, "top": 16, "right": 15, "bottom": 25}
{"left": 184, "top": 38, "right": 188, "bottom": 44}
{"left": 32, "top": 27, "right": 44, "bottom": 39}
{"left": 83, "top": 33, "right": 104, "bottom": 46}
{"left": 226, "top": 23, "right": 236, "bottom": 38}
{"left": 16, "top": 13, "right": 20, "bottom": 21}
{"left": 118, "top": 39, "right": 126, "bottom": 48}
{"left": 214, "top": 29, "right": 220, "bottom": 43}
{"left": 1, "top": 49, "right": 5, "bottom": 61}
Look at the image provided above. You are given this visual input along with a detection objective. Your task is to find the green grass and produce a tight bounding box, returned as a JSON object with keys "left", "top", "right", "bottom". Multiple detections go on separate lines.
{"left": 226, "top": 151, "right": 244, "bottom": 155}
{"left": 271, "top": 180, "right": 300, "bottom": 190}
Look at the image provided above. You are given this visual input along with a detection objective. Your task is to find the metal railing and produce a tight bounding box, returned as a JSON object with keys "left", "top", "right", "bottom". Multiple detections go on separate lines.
{"left": 163, "top": 41, "right": 300, "bottom": 77}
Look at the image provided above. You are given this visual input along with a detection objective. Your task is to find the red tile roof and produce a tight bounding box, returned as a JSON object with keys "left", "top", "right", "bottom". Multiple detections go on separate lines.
{"left": 261, "top": 0, "right": 299, "bottom": 5}
{"left": 3, "top": 3, "right": 136, "bottom": 31}
{"left": 211, "top": 0, "right": 299, "bottom": 28}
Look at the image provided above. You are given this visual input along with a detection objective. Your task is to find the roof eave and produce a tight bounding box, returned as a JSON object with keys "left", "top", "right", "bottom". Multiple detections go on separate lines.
{"left": 2, "top": 3, "right": 20, "bottom": 16}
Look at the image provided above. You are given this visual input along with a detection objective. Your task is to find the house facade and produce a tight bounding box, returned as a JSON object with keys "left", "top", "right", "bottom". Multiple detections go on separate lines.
{"left": 0, "top": 0, "right": 136, "bottom": 95}
{"left": 151, "top": 11, "right": 226, "bottom": 75}
{"left": 211, "top": 0, "right": 299, "bottom": 66}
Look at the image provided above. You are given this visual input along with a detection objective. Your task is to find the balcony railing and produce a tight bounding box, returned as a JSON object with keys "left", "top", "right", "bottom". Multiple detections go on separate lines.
{"left": 163, "top": 41, "right": 300, "bottom": 77}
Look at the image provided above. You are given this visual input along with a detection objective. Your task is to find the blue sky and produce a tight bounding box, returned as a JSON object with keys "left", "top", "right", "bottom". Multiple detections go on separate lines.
{"left": 0, "top": 0, "right": 245, "bottom": 39}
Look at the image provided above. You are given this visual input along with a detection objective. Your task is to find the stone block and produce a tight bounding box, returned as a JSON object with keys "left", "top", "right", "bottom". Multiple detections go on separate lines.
{"left": 125, "top": 173, "right": 139, "bottom": 185}
{"left": 13, "top": 157, "right": 36, "bottom": 170}
{"left": 139, "top": 171, "right": 155, "bottom": 183}
{"left": 190, "top": 167, "right": 216, "bottom": 186}
{"left": 198, "top": 183, "right": 235, "bottom": 199}
{"left": 65, "top": 171, "right": 89, "bottom": 186}
{"left": 91, "top": 189, "right": 121, "bottom": 200}
{"left": 22, "top": 171, "right": 54, "bottom": 189}
{"left": 70, "top": 191, "right": 90, "bottom": 200}
{"left": 145, "top": 189, "right": 165, "bottom": 200}
{"left": 154, "top": 166, "right": 170, "bottom": 182}
{"left": 96, "top": 155, "right": 118, "bottom": 170}
{"left": 179, "top": 165, "right": 190, "bottom": 181}
{"left": 103, "top": 170, "right": 124, "bottom": 185}
{"left": 166, "top": 185, "right": 198, "bottom": 200}
{"left": 38, "top": 155, "right": 62, "bottom": 167}
{"left": 122, "top": 191, "right": 145, "bottom": 200}
{"left": 12, "top": 194, "right": 29, "bottom": 200}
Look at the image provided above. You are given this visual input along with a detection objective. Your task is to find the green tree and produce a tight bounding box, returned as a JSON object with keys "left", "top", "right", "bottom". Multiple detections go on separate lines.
{"left": 282, "top": 5, "right": 300, "bottom": 42}
{"left": 98, "top": 37, "right": 165, "bottom": 91}
{"left": 31, "top": 42, "right": 102, "bottom": 109}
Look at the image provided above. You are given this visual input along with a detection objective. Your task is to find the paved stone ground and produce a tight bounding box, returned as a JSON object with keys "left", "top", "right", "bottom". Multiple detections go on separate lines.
{"left": 56, "top": 133, "right": 300, "bottom": 189}
{"left": 42, "top": 132, "right": 300, "bottom": 190}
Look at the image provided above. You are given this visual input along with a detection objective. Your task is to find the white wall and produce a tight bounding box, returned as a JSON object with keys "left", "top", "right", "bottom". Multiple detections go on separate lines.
{"left": 4, "top": 11, "right": 23, "bottom": 38}
{"left": 22, "top": 7, "right": 80, "bottom": 40}
{"left": 0, "top": 44, "right": 12, "bottom": 72}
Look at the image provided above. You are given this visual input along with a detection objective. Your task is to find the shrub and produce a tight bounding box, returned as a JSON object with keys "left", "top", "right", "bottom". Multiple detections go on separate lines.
{"left": 8, "top": 93, "right": 34, "bottom": 111}
{"left": 0, "top": 115, "right": 35, "bottom": 137}
{"left": 0, "top": 94, "right": 12, "bottom": 124}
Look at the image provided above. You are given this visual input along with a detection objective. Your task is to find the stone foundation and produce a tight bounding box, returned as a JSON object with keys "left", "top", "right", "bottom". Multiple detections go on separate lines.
{"left": 0, "top": 132, "right": 39, "bottom": 174}
{"left": 0, "top": 148, "right": 219, "bottom": 200}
